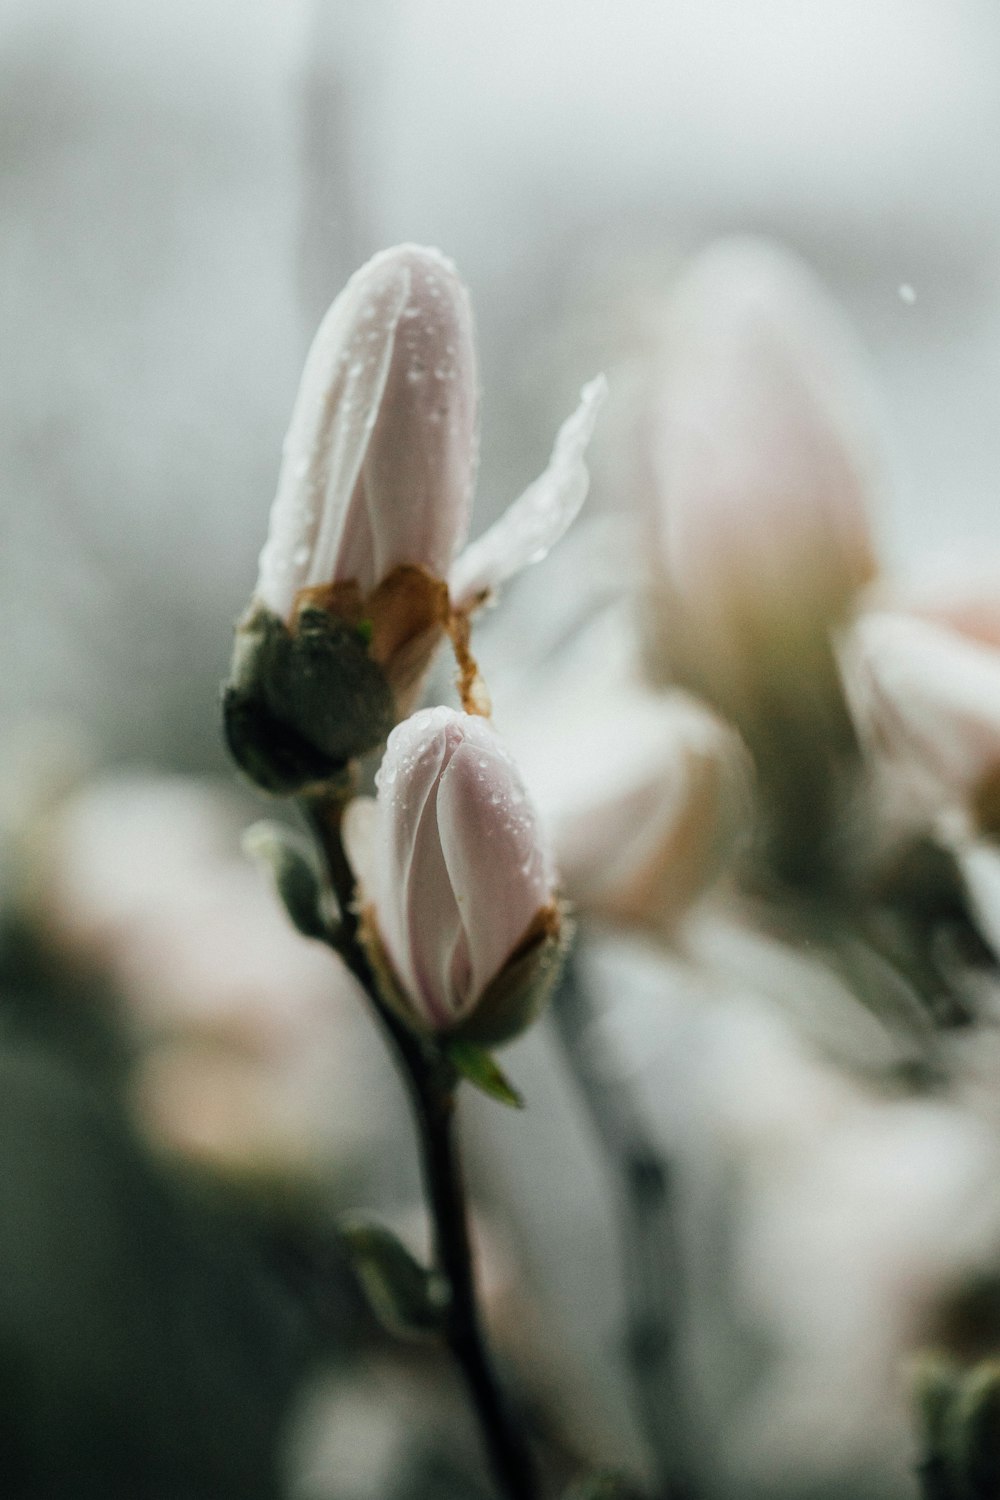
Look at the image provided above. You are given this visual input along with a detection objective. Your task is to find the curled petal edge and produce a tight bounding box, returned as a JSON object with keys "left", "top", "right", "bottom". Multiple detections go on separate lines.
{"left": 448, "top": 375, "right": 608, "bottom": 612}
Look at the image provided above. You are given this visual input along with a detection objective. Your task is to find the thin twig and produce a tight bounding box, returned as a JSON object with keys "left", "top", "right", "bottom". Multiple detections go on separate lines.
{"left": 304, "top": 797, "right": 542, "bottom": 1500}
{"left": 551, "top": 946, "right": 696, "bottom": 1500}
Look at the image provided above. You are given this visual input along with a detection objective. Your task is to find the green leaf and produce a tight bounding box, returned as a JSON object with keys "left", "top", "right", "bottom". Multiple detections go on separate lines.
{"left": 447, "top": 1041, "right": 524, "bottom": 1108}
{"left": 339, "top": 1214, "right": 446, "bottom": 1341}
{"left": 243, "top": 821, "right": 332, "bottom": 940}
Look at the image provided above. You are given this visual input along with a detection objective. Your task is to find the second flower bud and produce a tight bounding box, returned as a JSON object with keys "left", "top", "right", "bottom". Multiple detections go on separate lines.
{"left": 349, "top": 707, "right": 563, "bottom": 1044}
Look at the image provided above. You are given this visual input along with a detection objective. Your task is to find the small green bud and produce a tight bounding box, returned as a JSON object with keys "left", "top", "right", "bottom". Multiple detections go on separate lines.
{"left": 223, "top": 604, "right": 394, "bottom": 795}
{"left": 339, "top": 1214, "right": 446, "bottom": 1341}
{"left": 242, "top": 821, "right": 332, "bottom": 940}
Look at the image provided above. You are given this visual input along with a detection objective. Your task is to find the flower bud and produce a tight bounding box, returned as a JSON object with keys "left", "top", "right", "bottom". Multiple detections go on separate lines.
{"left": 642, "top": 238, "right": 878, "bottom": 748}
{"left": 512, "top": 683, "right": 751, "bottom": 929}
{"left": 225, "top": 245, "right": 478, "bottom": 792}
{"left": 847, "top": 611, "right": 1000, "bottom": 818}
{"left": 889, "top": 551, "right": 1000, "bottom": 650}
{"left": 357, "top": 707, "right": 562, "bottom": 1041}
{"left": 258, "top": 245, "right": 477, "bottom": 615}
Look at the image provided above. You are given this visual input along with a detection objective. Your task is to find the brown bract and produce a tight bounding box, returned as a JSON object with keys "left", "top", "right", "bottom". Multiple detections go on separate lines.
{"left": 297, "top": 563, "right": 451, "bottom": 717}
{"left": 357, "top": 900, "right": 566, "bottom": 1046}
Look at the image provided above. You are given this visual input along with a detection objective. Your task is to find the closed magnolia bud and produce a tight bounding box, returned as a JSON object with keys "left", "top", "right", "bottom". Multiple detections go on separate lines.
{"left": 257, "top": 244, "right": 477, "bottom": 616}
{"left": 847, "top": 612, "right": 1000, "bottom": 811}
{"left": 951, "top": 1361, "right": 1000, "bottom": 1500}
{"left": 512, "top": 685, "right": 750, "bottom": 929}
{"left": 225, "top": 245, "right": 478, "bottom": 792}
{"left": 891, "top": 553, "right": 1000, "bottom": 651}
{"left": 643, "top": 238, "right": 878, "bottom": 747}
{"left": 357, "top": 707, "right": 562, "bottom": 1041}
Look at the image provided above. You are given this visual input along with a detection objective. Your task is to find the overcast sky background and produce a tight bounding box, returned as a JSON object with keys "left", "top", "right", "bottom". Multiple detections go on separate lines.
{"left": 2, "top": 0, "right": 1000, "bottom": 767}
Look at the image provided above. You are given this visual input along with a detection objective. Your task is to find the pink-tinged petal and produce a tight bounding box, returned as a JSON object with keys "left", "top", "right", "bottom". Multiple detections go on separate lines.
{"left": 255, "top": 246, "right": 478, "bottom": 621}
{"left": 847, "top": 612, "right": 1000, "bottom": 792}
{"left": 436, "top": 730, "right": 552, "bottom": 1014}
{"left": 517, "top": 686, "right": 749, "bottom": 926}
{"left": 889, "top": 551, "right": 1000, "bottom": 650}
{"left": 449, "top": 376, "right": 607, "bottom": 610}
{"left": 355, "top": 247, "right": 478, "bottom": 587}
{"left": 644, "top": 238, "right": 878, "bottom": 717}
{"left": 372, "top": 709, "right": 456, "bottom": 1025}
{"left": 256, "top": 253, "right": 411, "bottom": 620}
{"left": 369, "top": 708, "right": 554, "bottom": 1030}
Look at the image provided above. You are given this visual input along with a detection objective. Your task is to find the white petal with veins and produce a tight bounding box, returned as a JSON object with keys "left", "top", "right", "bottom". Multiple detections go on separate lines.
{"left": 449, "top": 375, "right": 607, "bottom": 610}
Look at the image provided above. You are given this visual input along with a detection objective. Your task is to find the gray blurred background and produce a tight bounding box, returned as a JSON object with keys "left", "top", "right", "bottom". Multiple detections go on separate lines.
{"left": 3, "top": 0, "right": 1000, "bottom": 776}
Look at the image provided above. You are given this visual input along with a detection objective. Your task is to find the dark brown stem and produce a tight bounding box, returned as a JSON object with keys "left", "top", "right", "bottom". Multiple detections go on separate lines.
{"left": 304, "top": 797, "right": 542, "bottom": 1500}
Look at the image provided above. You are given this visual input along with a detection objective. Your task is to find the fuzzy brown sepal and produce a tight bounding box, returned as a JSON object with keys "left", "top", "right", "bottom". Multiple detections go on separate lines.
{"left": 452, "top": 903, "right": 569, "bottom": 1046}
{"left": 300, "top": 564, "right": 451, "bottom": 718}
{"left": 223, "top": 602, "right": 394, "bottom": 794}
{"left": 224, "top": 566, "right": 451, "bottom": 796}
{"left": 356, "top": 901, "right": 569, "bottom": 1047}
{"left": 355, "top": 904, "right": 431, "bottom": 1036}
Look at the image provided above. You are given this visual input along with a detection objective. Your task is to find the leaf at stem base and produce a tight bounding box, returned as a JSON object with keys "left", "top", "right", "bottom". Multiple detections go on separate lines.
{"left": 447, "top": 1041, "right": 524, "bottom": 1109}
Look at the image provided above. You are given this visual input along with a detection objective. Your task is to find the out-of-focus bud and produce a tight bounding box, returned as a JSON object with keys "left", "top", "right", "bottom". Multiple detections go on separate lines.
{"left": 889, "top": 552, "right": 1000, "bottom": 651}
{"left": 513, "top": 684, "right": 751, "bottom": 930}
{"left": 352, "top": 707, "right": 563, "bottom": 1041}
{"left": 641, "top": 238, "right": 878, "bottom": 753}
{"left": 847, "top": 611, "right": 1000, "bottom": 827}
{"left": 225, "top": 244, "right": 478, "bottom": 793}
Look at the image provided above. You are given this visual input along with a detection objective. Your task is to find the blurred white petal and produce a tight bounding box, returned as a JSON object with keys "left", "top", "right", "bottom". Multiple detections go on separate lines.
{"left": 847, "top": 611, "right": 1000, "bottom": 792}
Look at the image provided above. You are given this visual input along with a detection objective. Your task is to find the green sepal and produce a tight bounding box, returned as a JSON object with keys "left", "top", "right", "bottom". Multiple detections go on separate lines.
{"left": 242, "top": 821, "right": 332, "bottom": 940}
{"left": 223, "top": 604, "right": 393, "bottom": 795}
{"left": 447, "top": 1041, "right": 524, "bottom": 1109}
{"left": 339, "top": 1214, "right": 446, "bottom": 1342}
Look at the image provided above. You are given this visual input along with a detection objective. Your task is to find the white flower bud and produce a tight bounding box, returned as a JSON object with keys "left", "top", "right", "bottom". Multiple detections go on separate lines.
{"left": 514, "top": 687, "right": 751, "bottom": 929}
{"left": 225, "top": 246, "right": 478, "bottom": 790}
{"left": 847, "top": 611, "right": 1000, "bottom": 800}
{"left": 360, "top": 707, "right": 561, "bottom": 1038}
{"left": 643, "top": 237, "right": 878, "bottom": 738}
{"left": 257, "top": 244, "right": 477, "bottom": 620}
{"left": 225, "top": 244, "right": 604, "bottom": 793}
